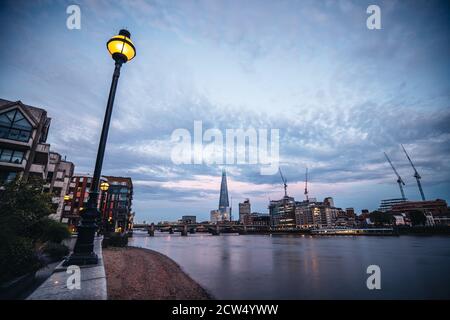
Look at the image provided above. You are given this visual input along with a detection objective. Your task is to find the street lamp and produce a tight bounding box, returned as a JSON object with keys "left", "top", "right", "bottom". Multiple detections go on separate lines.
{"left": 64, "top": 29, "right": 136, "bottom": 266}
{"left": 99, "top": 181, "right": 110, "bottom": 235}
{"left": 100, "top": 181, "right": 110, "bottom": 192}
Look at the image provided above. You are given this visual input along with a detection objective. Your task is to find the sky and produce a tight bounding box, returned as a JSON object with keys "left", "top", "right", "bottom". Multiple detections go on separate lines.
{"left": 0, "top": 0, "right": 449, "bottom": 223}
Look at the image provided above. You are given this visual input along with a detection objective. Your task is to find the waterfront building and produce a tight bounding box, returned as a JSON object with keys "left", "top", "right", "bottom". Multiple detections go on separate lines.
{"left": 269, "top": 196, "right": 296, "bottom": 229}
{"left": 239, "top": 199, "right": 251, "bottom": 224}
{"left": 346, "top": 208, "right": 355, "bottom": 218}
{"left": 392, "top": 213, "right": 410, "bottom": 226}
{"left": 295, "top": 198, "right": 339, "bottom": 229}
{"left": 0, "top": 99, "right": 51, "bottom": 186}
{"left": 63, "top": 174, "right": 101, "bottom": 227}
{"left": 324, "top": 197, "right": 334, "bottom": 207}
{"left": 63, "top": 175, "right": 133, "bottom": 232}
{"left": 210, "top": 209, "right": 221, "bottom": 224}
{"left": 102, "top": 176, "right": 134, "bottom": 233}
{"left": 391, "top": 199, "right": 448, "bottom": 215}
{"left": 391, "top": 199, "right": 450, "bottom": 226}
{"left": 181, "top": 215, "right": 196, "bottom": 224}
{"left": 378, "top": 198, "right": 407, "bottom": 212}
{"left": 44, "top": 152, "right": 74, "bottom": 221}
{"left": 251, "top": 213, "right": 271, "bottom": 227}
{"left": 0, "top": 99, "right": 76, "bottom": 222}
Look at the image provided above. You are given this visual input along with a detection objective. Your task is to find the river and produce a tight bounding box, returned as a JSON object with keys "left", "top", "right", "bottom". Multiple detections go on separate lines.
{"left": 129, "top": 232, "right": 450, "bottom": 299}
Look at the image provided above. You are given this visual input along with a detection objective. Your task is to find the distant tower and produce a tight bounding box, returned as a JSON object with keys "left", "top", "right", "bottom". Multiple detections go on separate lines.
{"left": 304, "top": 167, "right": 309, "bottom": 201}
{"left": 218, "top": 168, "right": 230, "bottom": 221}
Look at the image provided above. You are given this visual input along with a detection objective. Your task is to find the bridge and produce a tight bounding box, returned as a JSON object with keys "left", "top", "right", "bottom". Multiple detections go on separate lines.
{"left": 132, "top": 223, "right": 270, "bottom": 236}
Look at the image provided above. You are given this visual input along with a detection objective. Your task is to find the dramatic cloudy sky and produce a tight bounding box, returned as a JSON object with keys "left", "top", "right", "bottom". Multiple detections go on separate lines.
{"left": 0, "top": 0, "right": 449, "bottom": 222}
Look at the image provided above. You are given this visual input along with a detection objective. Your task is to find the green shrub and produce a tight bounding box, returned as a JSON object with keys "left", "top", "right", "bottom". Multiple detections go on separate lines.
{"left": 42, "top": 242, "right": 69, "bottom": 260}
{"left": 35, "top": 218, "right": 71, "bottom": 243}
{"left": 0, "top": 237, "right": 41, "bottom": 284}
{"left": 107, "top": 232, "right": 128, "bottom": 247}
{"left": 0, "top": 177, "right": 66, "bottom": 284}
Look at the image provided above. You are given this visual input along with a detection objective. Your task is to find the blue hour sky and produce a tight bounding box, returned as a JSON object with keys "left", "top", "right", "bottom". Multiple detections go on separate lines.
{"left": 0, "top": 0, "right": 449, "bottom": 223}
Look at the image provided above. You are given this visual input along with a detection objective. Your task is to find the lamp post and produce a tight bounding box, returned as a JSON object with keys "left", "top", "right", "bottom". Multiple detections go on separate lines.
{"left": 99, "top": 181, "right": 110, "bottom": 235}
{"left": 64, "top": 29, "right": 136, "bottom": 266}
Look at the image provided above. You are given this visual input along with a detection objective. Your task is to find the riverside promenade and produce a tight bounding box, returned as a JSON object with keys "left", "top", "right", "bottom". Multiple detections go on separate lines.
{"left": 27, "top": 237, "right": 107, "bottom": 300}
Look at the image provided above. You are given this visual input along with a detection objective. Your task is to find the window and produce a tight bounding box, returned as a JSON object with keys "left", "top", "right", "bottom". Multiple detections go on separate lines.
{"left": 0, "top": 109, "right": 32, "bottom": 142}
{"left": 0, "top": 148, "right": 25, "bottom": 164}
{"left": 0, "top": 171, "right": 17, "bottom": 184}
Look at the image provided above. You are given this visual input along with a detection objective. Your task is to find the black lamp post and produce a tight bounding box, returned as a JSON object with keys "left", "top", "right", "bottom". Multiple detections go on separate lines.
{"left": 99, "top": 181, "right": 110, "bottom": 235}
{"left": 64, "top": 29, "right": 136, "bottom": 266}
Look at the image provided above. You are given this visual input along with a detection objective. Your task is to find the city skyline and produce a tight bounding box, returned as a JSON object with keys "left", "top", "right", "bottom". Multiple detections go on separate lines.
{"left": 0, "top": 0, "right": 449, "bottom": 222}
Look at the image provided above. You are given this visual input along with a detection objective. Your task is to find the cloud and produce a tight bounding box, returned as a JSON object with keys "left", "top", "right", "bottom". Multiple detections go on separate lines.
{"left": 0, "top": 0, "right": 449, "bottom": 222}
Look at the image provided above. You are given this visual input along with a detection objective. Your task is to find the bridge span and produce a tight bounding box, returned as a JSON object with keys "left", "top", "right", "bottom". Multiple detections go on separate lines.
{"left": 132, "top": 223, "right": 271, "bottom": 236}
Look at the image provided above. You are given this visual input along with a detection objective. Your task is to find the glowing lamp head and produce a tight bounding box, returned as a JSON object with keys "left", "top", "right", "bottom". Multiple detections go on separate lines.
{"left": 100, "top": 182, "right": 110, "bottom": 192}
{"left": 107, "top": 29, "right": 136, "bottom": 63}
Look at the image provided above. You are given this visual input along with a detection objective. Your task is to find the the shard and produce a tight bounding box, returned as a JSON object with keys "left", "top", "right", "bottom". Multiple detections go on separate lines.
{"left": 218, "top": 168, "right": 230, "bottom": 221}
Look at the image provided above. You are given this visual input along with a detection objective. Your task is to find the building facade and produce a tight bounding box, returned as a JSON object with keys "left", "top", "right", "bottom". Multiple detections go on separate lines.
{"left": 102, "top": 176, "right": 134, "bottom": 233}
{"left": 251, "top": 214, "right": 271, "bottom": 227}
{"left": 62, "top": 175, "right": 98, "bottom": 227}
{"left": 0, "top": 99, "right": 51, "bottom": 186}
{"left": 44, "top": 152, "right": 74, "bottom": 221}
{"left": 239, "top": 199, "right": 251, "bottom": 224}
{"left": 210, "top": 209, "right": 221, "bottom": 224}
{"left": 295, "top": 199, "right": 340, "bottom": 229}
{"left": 378, "top": 198, "right": 407, "bottom": 212}
{"left": 391, "top": 199, "right": 449, "bottom": 226}
{"left": 181, "top": 215, "right": 196, "bottom": 224}
{"left": 269, "top": 196, "right": 296, "bottom": 229}
{"left": 218, "top": 169, "right": 230, "bottom": 221}
{"left": 62, "top": 175, "right": 134, "bottom": 233}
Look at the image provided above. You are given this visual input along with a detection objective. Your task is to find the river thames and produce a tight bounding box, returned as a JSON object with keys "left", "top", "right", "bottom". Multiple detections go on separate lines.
{"left": 129, "top": 232, "right": 450, "bottom": 299}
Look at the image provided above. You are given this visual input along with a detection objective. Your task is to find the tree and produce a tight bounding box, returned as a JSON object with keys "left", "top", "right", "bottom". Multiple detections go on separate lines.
{"left": 369, "top": 210, "right": 393, "bottom": 226}
{"left": 409, "top": 210, "right": 427, "bottom": 226}
{"left": 0, "top": 177, "right": 70, "bottom": 284}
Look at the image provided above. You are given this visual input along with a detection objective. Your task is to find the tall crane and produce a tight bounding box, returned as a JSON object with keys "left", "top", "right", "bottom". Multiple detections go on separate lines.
{"left": 384, "top": 152, "right": 406, "bottom": 200}
{"left": 401, "top": 144, "right": 425, "bottom": 201}
{"left": 304, "top": 167, "right": 309, "bottom": 201}
{"left": 278, "top": 168, "right": 288, "bottom": 198}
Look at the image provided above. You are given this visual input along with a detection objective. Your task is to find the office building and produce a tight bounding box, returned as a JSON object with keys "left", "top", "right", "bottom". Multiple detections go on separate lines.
{"left": 378, "top": 198, "right": 407, "bottom": 212}
{"left": 239, "top": 199, "right": 251, "bottom": 224}
{"left": 181, "top": 215, "right": 196, "bottom": 224}
{"left": 269, "top": 196, "right": 296, "bottom": 229}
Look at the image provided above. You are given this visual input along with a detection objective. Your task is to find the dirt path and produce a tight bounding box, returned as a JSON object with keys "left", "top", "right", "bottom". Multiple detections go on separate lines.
{"left": 103, "top": 246, "right": 212, "bottom": 300}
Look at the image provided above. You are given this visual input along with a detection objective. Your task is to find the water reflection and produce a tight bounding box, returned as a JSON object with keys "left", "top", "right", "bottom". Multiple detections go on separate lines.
{"left": 129, "top": 232, "right": 450, "bottom": 299}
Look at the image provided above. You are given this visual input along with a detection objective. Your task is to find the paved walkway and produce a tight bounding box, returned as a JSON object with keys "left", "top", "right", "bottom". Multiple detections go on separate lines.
{"left": 27, "top": 237, "right": 107, "bottom": 300}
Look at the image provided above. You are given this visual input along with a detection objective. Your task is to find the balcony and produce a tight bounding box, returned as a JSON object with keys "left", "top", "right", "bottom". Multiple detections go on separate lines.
{"left": 0, "top": 159, "right": 26, "bottom": 169}
{"left": 53, "top": 180, "right": 65, "bottom": 188}
{"left": 35, "top": 143, "right": 50, "bottom": 154}
{"left": 30, "top": 163, "right": 46, "bottom": 174}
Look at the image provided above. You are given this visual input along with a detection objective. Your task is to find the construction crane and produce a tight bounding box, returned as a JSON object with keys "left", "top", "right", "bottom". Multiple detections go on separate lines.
{"left": 401, "top": 144, "right": 425, "bottom": 201}
{"left": 278, "top": 168, "right": 288, "bottom": 198}
{"left": 384, "top": 152, "right": 406, "bottom": 200}
{"left": 304, "top": 167, "right": 309, "bottom": 201}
